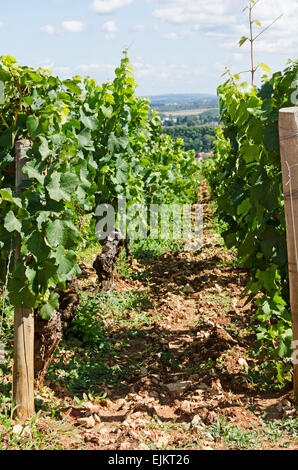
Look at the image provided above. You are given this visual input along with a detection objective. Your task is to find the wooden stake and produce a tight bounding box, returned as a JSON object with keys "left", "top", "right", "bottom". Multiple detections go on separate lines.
{"left": 13, "top": 139, "right": 34, "bottom": 419}
{"left": 279, "top": 107, "right": 298, "bottom": 400}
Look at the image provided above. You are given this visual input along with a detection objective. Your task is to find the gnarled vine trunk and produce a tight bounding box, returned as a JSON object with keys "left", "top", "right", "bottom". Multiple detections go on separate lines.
{"left": 93, "top": 229, "right": 128, "bottom": 291}
{"left": 34, "top": 280, "right": 80, "bottom": 384}
{"left": 34, "top": 312, "right": 62, "bottom": 385}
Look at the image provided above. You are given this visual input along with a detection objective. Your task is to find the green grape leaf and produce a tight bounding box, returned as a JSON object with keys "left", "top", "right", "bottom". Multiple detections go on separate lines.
{"left": 4, "top": 211, "right": 22, "bottom": 233}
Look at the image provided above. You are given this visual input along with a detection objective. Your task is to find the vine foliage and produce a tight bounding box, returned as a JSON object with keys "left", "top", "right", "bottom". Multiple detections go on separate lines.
{"left": 203, "top": 61, "right": 298, "bottom": 385}
{"left": 0, "top": 53, "right": 198, "bottom": 319}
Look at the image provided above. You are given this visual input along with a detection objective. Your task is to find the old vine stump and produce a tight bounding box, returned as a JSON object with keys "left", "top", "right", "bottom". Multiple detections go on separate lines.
{"left": 34, "top": 280, "right": 80, "bottom": 384}
{"left": 93, "top": 229, "right": 126, "bottom": 291}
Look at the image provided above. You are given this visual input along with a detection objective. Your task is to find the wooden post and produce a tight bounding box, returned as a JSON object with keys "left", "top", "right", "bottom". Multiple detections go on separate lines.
{"left": 279, "top": 107, "right": 298, "bottom": 400}
{"left": 13, "top": 139, "right": 34, "bottom": 419}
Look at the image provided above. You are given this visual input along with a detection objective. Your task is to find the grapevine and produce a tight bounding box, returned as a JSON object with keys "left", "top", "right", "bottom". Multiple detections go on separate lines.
{"left": 203, "top": 60, "right": 298, "bottom": 384}
{"left": 0, "top": 52, "right": 199, "bottom": 320}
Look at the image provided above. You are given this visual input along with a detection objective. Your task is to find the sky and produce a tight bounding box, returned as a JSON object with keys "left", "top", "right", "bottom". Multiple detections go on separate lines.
{"left": 0, "top": 0, "right": 297, "bottom": 96}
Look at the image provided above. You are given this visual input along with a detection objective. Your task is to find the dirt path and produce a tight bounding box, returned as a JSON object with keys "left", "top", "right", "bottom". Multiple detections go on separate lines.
{"left": 13, "top": 184, "right": 298, "bottom": 450}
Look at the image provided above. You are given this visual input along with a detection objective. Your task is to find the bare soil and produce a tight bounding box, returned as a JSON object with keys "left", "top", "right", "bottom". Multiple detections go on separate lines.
{"left": 2, "top": 184, "right": 298, "bottom": 450}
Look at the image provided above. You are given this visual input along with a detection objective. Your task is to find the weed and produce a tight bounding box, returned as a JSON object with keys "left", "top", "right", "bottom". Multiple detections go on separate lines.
{"left": 48, "top": 289, "right": 155, "bottom": 395}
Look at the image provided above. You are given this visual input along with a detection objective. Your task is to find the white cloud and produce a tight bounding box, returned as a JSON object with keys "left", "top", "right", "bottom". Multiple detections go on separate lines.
{"left": 232, "top": 53, "right": 244, "bottom": 62}
{"left": 252, "top": 0, "right": 298, "bottom": 53}
{"left": 163, "top": 32, "right": 178, "bottom": 40}
{"left": 104, "top": 33, "right": 117, "bottom": 40}
{"left": 151, "top": 0, "right": 298, "bottom": 53}
{"left": 40, "top": 24, "right": 57, "bottom": 35}
{"left": 40, "top": 21, "right": 86, "bottom": 35}
{"left": 132, "top": 24, "right": 145, "bottom": 32}
{"left": 152, "top": 0, "right": 236, "bottom": 26}
{"left": 39, "top": 59, "right": 55, "bottom": 69}
{"left": 77, "top": 63, "right": 115, "bottom": 73}
{"left": 35, "top": 58, "right": 212, "bottom": 94}
{"left": 54, "top": 65, "right": 72, "bottom": 74}
{"left": 132, "top": 60, "right": 208, "bottom": 82}
{"left": 91, "top": 0, "right": 133, "bottom": 14}
{"left": 102, "top": 20, "right": 118, "bottom": 39}
{"left": 39, "top": 61, "right": 116, "bottom": 78}
{"left": 163, "top": 30, "right": 194, "bottom": 40}
{"left": 38, "top": 60, "right": 72, "bottom": 75}
{"left": 62, "top": 20, "right": 85, "bottom": 33}
{"left": 102, "top": 20, "right": 118, "bottom": 33}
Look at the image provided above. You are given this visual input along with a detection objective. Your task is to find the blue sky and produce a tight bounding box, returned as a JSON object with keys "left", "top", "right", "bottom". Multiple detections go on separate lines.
{"left": 0, "top": 0, "right": 297, "bottom": 96}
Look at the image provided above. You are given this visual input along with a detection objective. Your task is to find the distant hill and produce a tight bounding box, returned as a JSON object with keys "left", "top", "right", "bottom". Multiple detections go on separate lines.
{"left": 146, "top": 93, "right": 219, "bottom": 113}
{"left": 148, "top": 93, "right": 217, "bottom": 103}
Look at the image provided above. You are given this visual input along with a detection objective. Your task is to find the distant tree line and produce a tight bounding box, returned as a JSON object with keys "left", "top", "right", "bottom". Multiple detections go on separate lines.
{"left": 163, "top": 125, "right": 217, "bottom": 153}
